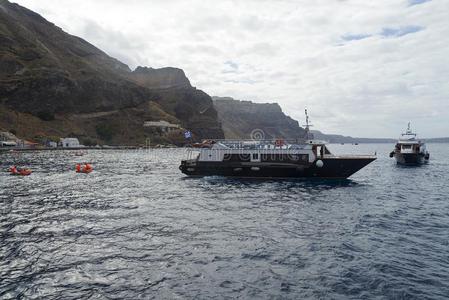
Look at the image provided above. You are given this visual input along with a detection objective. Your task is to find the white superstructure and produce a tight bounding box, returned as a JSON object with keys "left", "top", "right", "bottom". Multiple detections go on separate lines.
{"left": 390, "top": 123, "right": 429, "bottom": 164}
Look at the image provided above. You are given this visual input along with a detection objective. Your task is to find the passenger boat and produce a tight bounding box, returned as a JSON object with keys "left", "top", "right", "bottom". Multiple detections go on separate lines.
{"left": 389, "top": 123, "right": 429, "bottom": 165}
{"left": 179, "top": 111, "right": 376, "bottom": 179}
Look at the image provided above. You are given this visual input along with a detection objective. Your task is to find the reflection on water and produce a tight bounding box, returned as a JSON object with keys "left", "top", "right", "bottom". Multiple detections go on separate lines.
{"left": 1, "top": 145, "right": 449, "bottom": 299}
{"left": 189, "top": 176, "right": 359, "bottom": 195}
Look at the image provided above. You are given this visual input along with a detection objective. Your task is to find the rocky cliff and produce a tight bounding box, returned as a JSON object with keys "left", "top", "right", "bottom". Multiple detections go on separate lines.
{"left": 213, "top": 96, "right": 305, "bottom": 140}
{"left": 0, "top": 0, "right": 142, "bottom": 114}
{"left": 129, "top": 67, "right": 222, "bottom": 140}
{"left": 0, "top": 0, "right": 223, "bottom": 144}
{"left": 130, "top": 67, "right": 191, "bottom": 89}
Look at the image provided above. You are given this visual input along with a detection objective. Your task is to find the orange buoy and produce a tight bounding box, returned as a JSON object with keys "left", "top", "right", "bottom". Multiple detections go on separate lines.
{"left": 76, "top": 163, "right": 93, "bottom": 173}
{"left": 10, "top": 166, "right": 32, "bottom": 176}
{"left": 9, "top": 166, "right": 19, "bottom": 175}
{"left": 19, "top": 169, "right": 32, "bottom": 176}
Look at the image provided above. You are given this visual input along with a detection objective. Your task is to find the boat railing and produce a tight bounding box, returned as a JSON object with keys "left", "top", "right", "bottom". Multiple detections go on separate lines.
{"left": 210, "top": 139, "right": 325, "bottom": 149}
{"left": 215, "top": 138, "right": 305, "bottom": 144}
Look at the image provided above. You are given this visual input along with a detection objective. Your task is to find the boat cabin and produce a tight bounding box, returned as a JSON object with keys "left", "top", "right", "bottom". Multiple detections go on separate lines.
{"left": 396, "top": 141, "right": 421, "bottom": 154}
{"left": 188, "top": 139, "right": 331, "bottom": 164}
{"left": 394, "top": 123, "right": 425, "bottom": 155}
{"left": 390, "top": 122, "right": 429, "bottom": 163}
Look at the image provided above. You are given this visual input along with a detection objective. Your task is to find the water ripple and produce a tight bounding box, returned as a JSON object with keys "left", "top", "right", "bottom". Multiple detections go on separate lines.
{"left": 1, "top": 145, "right": 449, "bottom": 299}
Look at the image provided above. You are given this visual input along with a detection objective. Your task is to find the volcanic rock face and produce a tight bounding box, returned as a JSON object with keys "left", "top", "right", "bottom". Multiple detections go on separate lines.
{"left": 0, "top": 0, "right": 143, "bottom": 113}
{"left": 130, "top": 67, "right": 222, "bottom": 140}
{"left": 0, "top": 0, "right": 223, "bottom": 143}
{"left": 130, "top": 67, "right": 191, "bottom": 89}
{"left": 158, "top": 88, "right": 223, "bottom": 140}
{"left": 213, "top": 97, "right": 305, "bottom": 140}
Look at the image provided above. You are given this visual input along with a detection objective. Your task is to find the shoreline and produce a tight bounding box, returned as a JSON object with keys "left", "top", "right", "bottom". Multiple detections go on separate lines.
{"left": 0, "top": 146, "right": 180, "bottom": 152}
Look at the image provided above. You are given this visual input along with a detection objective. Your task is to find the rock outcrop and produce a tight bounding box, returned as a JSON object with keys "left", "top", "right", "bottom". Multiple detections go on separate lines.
{"left": 213, "top": 96, "right": 305, "bottom": 140}
{"left": 0, "top": 0, "right": 143, "bottom": 114}
{"left": 130, "top": 67, "right": 191, "bottom": 89}
{"left": 0, "top": 0, "right": 223, "bottom": 144}
{"left": 129, "top": 67, "right": 222, "bottom": 139}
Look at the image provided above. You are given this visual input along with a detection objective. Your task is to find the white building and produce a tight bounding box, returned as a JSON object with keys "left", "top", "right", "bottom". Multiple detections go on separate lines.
{"left": 60, "top": 138, "right": 81, "bottom": 148}
{"left": 143, "top": 120, "right": 180, "bottom": 133}
{"left": 0, "top": 141, "right": 17, "bottom": 147}
{"left": 0, "top": 132, "right": 19, "bottom": 147}
{"left": 48, "top": 141, "right": 58, "bottom": 148}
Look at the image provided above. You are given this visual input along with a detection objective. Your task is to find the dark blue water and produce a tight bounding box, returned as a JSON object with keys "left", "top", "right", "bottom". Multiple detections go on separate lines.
{"left": 1, "top": 144, "right": 448, "bottom": 299}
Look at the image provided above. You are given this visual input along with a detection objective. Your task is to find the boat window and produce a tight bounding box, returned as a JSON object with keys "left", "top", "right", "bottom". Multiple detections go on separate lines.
{"left": 290, "top": 154, "right": 309, "bottom": 162}
{"left": 261, "top": 154, "right": 308, "bottom": 164}
{"left": 252, "top": 153, "right": 259, "bottom": 160}
{"left": 316, "top": 146, "right": 322, "bottom": 157}
{"left": 239, "top": 154, "right": 251, "bottom": 162}
{"left": 225, "top": 154, "right": 251, "bottom": 162}
{"left": 402, "top": 145, "right": 412, "bottom": 149}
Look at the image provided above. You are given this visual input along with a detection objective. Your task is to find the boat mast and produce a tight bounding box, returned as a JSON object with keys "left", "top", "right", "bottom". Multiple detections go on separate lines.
{"left": 303, "top": 109, "right": 313, "bottom": 140}
{"left": 402, "top": 122, "right": 416, "bottom": 137}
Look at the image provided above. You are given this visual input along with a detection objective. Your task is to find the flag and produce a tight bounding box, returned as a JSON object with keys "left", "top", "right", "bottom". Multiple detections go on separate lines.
{"left": 184, "top": 130, "right": 192, "bottom": 139}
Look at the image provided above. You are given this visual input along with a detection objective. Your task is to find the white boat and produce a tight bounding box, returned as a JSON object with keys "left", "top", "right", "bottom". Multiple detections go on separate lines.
{"left": 389, "top": 123, "right": 429, "bottom": 165}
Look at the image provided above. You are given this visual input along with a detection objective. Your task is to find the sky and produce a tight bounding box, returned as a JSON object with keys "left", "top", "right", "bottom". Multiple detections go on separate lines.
{"left": 13, "top": 0, "right": 449, "bottom": 138}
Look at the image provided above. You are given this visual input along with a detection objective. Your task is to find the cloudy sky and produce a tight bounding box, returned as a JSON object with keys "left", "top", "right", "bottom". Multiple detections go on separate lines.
{"left": 14, "top": 0, "right": 449, "bottom": 137}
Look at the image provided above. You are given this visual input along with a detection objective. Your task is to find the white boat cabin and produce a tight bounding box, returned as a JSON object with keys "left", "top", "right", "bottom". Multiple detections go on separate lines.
{"left": 395, "top": 123, "right": 426, "bottom": 155}
{"left": 188, "top": 139, "right": 332, "bottom": 164}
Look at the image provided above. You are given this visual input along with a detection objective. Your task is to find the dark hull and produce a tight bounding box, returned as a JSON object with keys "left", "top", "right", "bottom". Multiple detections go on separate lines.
{"left": 394, "top": 153, "right": 427, "bottom": 165}
{"left": 180, "top": 157, "right": 376, "bottom": 179}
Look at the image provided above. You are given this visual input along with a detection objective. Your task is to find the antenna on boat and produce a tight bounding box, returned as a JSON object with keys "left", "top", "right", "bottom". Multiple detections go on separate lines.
{"left": 303, "top": 109, "right": 313, "bottom": 139}
{"left": 402, "top": 122, "right": 416, "bottom": 137}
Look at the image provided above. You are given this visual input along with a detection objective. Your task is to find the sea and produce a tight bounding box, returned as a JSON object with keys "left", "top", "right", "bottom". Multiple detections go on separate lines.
{"left": 1, "top": 144, "right": 448, "bottom": 299}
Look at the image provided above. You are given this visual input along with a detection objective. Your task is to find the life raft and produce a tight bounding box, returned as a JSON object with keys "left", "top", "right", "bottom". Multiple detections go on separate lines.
{"left": 9, "top": 166, "right": 32, "bottom": 176}
{"left": 76, "top": 163, "right": 93, "bottom": 173}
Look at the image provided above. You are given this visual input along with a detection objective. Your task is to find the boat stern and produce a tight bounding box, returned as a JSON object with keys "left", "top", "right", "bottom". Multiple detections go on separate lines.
{"left": 179, "top": 159, "right": 198, "bottom": 175}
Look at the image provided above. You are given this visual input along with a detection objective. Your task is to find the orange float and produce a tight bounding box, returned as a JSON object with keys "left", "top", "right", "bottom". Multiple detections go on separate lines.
{"left": 9, "top": 166, "right": 32, "bottom": 176}
{"left": 76, "top": 163, "right": 93, "bottom": 173}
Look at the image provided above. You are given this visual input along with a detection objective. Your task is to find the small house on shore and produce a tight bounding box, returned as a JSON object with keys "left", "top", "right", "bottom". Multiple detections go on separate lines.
{"left": 0, "top": 141, "right": 17, "bottom": 147}
{"left": 60, "top": 138, "right": 81, "bottom": 148}
{"left": 143, "top": 120, "right": 180, "bottom": 134}
{"left": 0, "top": 131, "right": 19, "bottom": 147}
{"left": 47, "top": 141, "right": 58, "bottom": 148}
